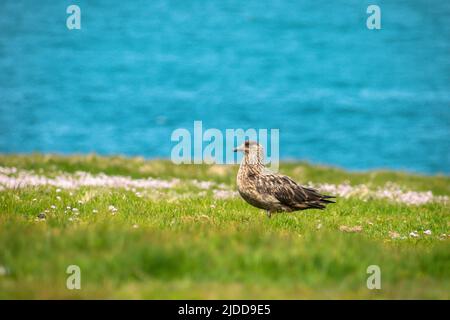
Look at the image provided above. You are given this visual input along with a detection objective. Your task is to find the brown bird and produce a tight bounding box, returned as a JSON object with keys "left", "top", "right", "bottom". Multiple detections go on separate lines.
{"left": 234, "top": 140, "right": 335, "bottom": 217}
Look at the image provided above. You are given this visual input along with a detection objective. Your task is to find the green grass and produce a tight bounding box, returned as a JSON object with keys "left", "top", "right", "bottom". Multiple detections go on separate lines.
{"left": 0, "top": 154, "right": 449, "bottom": 299}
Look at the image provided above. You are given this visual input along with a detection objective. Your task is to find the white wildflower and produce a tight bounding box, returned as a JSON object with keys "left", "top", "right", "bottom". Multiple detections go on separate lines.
{"left": 213, "top": 189, "right": 238, "bottom": 199}
{"left": 108, "top": 205, "right": 118, "bottom": 215}
{"left": 0, "top": 265, "right": 9, "bottom": 276}
{"left": 192, "top": 180, "right": 215, "bottom": 190}
{"left": 409, "top": 231, "right": 419, "bottom": 238}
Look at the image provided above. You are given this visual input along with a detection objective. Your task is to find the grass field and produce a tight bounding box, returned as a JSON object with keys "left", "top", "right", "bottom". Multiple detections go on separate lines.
{"left": 0, "top": 154, "right": 449, "bottom": 299}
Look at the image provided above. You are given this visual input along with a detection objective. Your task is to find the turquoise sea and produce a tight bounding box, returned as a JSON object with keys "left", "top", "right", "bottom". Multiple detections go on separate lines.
{"left": 0, "top": 0, "right": 449, "bottom": 173}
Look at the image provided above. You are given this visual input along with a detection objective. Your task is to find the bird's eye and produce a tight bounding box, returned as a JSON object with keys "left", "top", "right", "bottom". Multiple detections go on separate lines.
{"left": 244, "top": 141, "right": 250, "bottom": 147}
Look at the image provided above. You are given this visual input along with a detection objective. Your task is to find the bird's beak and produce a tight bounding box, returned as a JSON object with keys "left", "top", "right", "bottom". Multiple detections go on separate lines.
{"left": 234, "top": 144, "right": 246, "bottom": 152}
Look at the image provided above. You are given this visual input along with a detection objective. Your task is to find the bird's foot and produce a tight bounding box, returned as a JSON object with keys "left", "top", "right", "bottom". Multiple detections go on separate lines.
{"left": 266, "top": 211, "right": 272, "bottom": 218}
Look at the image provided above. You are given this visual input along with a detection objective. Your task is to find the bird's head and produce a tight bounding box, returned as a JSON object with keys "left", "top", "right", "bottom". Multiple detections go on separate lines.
{"left": 233, "top": 140, "right": 264, "bottom": 165}
{"left": 233, "top": 140, "right": 260, "bottom": 153}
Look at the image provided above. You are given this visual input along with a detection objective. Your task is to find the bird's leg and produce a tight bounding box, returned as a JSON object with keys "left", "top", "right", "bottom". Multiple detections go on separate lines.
{"left": 266, "top": 210, "right": 272, "bottom": 218}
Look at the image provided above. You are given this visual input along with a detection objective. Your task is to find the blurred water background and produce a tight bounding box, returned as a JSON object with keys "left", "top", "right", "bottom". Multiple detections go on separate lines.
{"left": 0, "top": 0, "right": 449, "bottom": 174}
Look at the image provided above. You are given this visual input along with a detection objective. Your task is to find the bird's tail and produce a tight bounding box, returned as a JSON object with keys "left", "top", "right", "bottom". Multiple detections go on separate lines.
{"left": 320, "top": 194, "right": 336, "bottom": 203}
{"left": 303, "top": 187, "right": 336, "bottom": 209}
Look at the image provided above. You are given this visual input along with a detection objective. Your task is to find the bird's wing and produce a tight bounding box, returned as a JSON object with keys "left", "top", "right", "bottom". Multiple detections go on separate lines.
{"left": 254, "top": 173, "right": 310, "bottom": 207}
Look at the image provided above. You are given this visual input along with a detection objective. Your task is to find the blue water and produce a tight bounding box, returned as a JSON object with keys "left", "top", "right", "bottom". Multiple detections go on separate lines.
{"left": 0, "top": 0, "right": 449, "bottom": 174}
